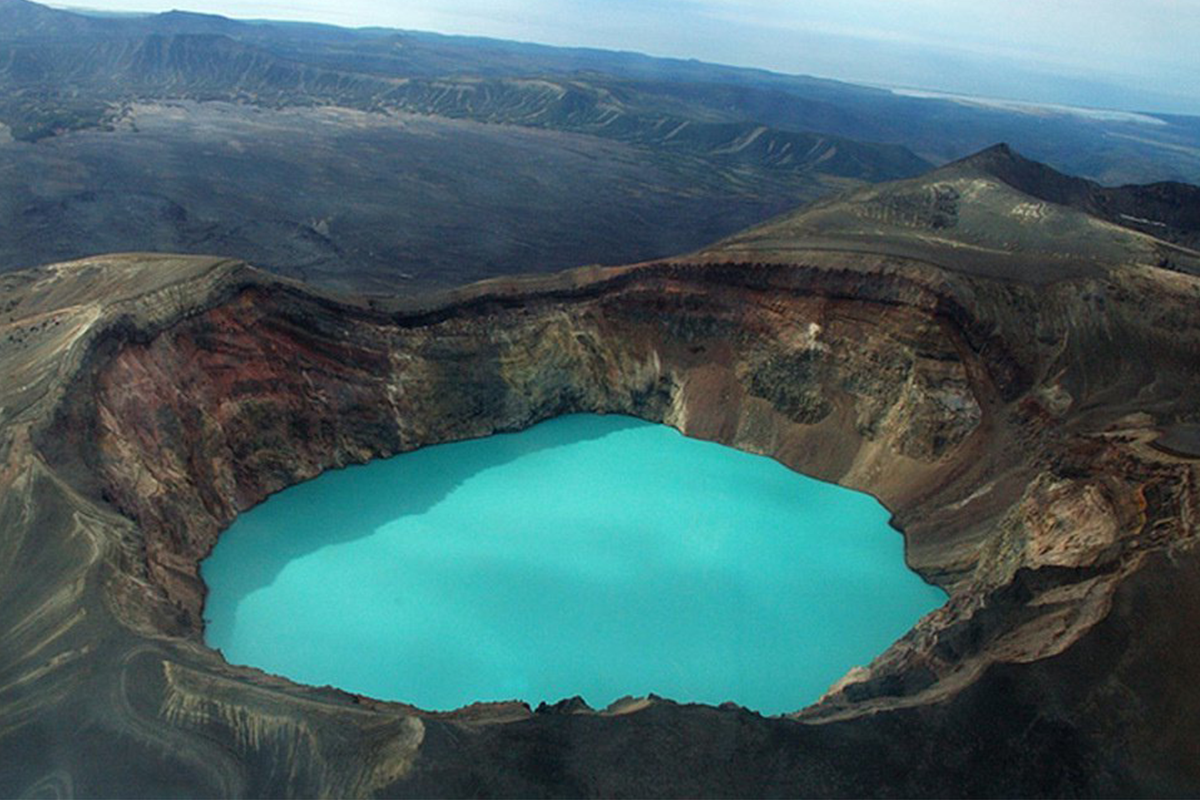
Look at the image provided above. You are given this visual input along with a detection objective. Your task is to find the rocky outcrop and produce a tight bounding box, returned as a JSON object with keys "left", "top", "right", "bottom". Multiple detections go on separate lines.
{"left": 2, "top": 149, "right": 1200, "bottom": 796}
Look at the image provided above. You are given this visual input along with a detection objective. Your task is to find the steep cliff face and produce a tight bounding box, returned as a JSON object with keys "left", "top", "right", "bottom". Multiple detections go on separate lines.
{"left": 4, "top": 150, "right": 1200, "bottom": 796}
{"left": 86, "top": 264, "right": 1003, "bottom": 639}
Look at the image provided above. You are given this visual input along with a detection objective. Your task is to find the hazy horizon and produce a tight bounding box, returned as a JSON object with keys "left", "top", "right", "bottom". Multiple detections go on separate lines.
{"left": 47, "top": 0, "right": 1200, "bottom": 116}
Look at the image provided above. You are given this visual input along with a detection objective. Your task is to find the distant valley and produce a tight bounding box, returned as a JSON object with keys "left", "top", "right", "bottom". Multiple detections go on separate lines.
{"left": 0, "top": 101, "right": 850, "bottom": 293}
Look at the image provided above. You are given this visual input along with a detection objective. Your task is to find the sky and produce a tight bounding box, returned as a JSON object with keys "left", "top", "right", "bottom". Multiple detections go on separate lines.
{"left": 53, "top": 0, "right": 1200, "bottom": 114}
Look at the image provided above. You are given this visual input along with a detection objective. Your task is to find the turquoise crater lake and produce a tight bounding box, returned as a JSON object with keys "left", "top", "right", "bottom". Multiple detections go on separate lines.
{"left": 202, "top": 414, "right": 945, "bottom": 715}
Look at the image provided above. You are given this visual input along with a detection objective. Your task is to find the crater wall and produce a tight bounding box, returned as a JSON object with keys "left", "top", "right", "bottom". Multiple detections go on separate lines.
{"left": 84, "top": 265, "right": 990, "bottom": 627}
{"left": 5, "top": 253, "right": 1200, "bottom": 796}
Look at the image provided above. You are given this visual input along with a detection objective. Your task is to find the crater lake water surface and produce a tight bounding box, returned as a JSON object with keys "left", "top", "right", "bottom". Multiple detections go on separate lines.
{"left": 202, "top": 414, "right": 946, "bottom": 714}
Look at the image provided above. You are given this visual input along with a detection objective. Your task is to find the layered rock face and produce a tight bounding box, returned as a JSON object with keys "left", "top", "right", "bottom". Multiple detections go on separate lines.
{"left": 3, "top": 149, "right": 1200, "bottom": 796}
{"left": 88, "top": 263, "right": 999, "bottom": 636}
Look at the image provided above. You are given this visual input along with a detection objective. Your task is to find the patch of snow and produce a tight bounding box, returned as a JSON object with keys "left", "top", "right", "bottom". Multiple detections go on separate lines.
{"left": 1119, "top": 213, "right": 1167, "bottom": 227}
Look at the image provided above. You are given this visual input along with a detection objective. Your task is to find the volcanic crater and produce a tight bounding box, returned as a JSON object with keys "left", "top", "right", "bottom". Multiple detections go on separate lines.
{"left": 3, "top": 146, "right": 1200, "bottom": 796}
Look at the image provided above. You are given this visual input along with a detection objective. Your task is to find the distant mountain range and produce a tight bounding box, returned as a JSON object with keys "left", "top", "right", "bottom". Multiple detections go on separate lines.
{"left": 1, "top": 0, "right": 1198, "bottom": 187}
{"left": 0, "top": 1, "right": 930, "bottom": 184}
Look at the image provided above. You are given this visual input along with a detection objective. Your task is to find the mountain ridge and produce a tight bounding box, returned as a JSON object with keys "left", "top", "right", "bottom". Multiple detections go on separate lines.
{"left": 701, "top": 143, "right": 1200, "bottom": 283}
{"left": 949, "top": 143, "right": 1200, "bottom": 249}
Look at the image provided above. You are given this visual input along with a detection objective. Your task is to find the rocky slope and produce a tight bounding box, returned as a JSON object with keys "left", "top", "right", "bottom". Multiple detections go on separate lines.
{"left": 1, "top": 148, "right": 1199, "bottom": 796}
